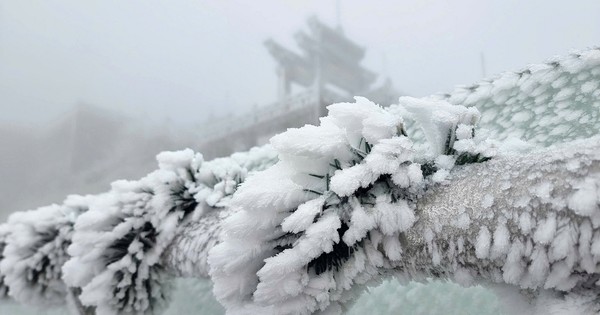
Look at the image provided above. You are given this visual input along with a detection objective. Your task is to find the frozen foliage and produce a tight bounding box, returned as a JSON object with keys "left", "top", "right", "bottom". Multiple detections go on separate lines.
{"left": 209, "top": 97, "right": 494, "bottom": 314}
{"left": 0, "top": 224, "right": 10, "bottom": 298}
{"left": 61, "top": 145, "right": 276, "bottom": 314}
{"left": 0, "top": 145, "right": 275, "bottom": 314}
{"left": 64, "top": 178, "right": 176, "bottom": 315}
{"left": 3, "top": 47, "right": 600, "bottom": 315}
{"left": 0, "top": 195, "right": 91, "bottom": 306}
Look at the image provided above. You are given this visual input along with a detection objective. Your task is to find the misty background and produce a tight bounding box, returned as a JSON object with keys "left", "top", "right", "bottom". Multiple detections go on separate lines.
{"left": 1, "top": 0, "right": 600, "bottom": 220}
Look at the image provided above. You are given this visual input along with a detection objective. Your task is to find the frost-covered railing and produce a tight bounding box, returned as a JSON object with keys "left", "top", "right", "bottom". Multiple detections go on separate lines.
{"left": 1, "top": 48, "right": 600, "bottom": 315}
{"left": 197, "top": 89, "right": 319, "bottom": 142}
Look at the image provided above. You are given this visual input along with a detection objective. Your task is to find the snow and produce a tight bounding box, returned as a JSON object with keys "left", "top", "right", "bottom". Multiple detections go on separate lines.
{"left": 281, "top": 197, "right": 326, "bottom": 234}
{"left": 207, "top": 93, "right": 511, "bottom": 314}
{"left": 567, "top": 176, "right": 599, "bottom": 217}
{"left": 0, "top": 195, "right": 91, "bottom": 307}
{"left": 3, "top": 47, "right": 600, "bottom": 315}
{"left": 375, "top": 197, "right": 415, "bottom": 235}
{"left": 491, "top": 220, "right": 510, "bottom": 259}
{"left": 482, "top": 194, "right": 494, "bottom": 209}
{"left": 395, "top": 96, "right": 480, "bottom": 156}
{"left": 533, "top": 215, "right": 557, "bottom": 245}
{"left": 475, "top": 227, "right": 491, "bottom": 259}
{"left": 59, "top": 145, "right": 278, "bottom": 313}
{"left": 436, "top": 48, "right": 600, "bottom": 148}
{"left": 452, "top": 212, "right": 471, "bottom": 230}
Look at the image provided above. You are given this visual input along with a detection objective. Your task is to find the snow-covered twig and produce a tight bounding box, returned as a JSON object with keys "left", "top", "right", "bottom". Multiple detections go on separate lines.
{"left": 2, "top": 47, "right": 600, "bottom": 315}
{"left": 165, "top": 136, "right": 600, "bottom": 314}
{"left": 207, "top": 97, "right": 501, "bottom": 314}
{"left": 0, "top": 194, "right": 91, "bottom": 306}
{"left": 0, "top": 145, "right": 276, "bottom": 314}
{"left": 0, "top": 224, "right": 10, "bottom": 298}
{"left": 60, "top": 145, "right": 276, "bottom": 314}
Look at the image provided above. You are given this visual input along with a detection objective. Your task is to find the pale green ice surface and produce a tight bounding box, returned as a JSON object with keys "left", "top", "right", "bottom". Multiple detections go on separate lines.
{"left": 0, "top": 278, "right": 503, "bottom": 315}
{"left": 162, "top": 278, "right": 504, "bottom": 315}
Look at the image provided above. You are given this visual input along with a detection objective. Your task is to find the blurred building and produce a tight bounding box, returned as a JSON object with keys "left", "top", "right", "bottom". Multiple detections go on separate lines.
{"left": 198, "top": 17, "right": 400, "bottom": 159}
{"left": 0, "top": 104, "right": 200, "bottom": 220}
{"left": 0, "top": 17, "right": 399, "bottom": 219}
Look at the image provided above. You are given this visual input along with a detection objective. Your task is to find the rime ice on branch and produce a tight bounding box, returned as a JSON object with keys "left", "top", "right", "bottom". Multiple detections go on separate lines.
{"left": 60, "top": 146, "right": 276, "bottom": 314}
{"left": 209, "top": 96, "right": 496, "bottom": 314}
{"left": 1, "top": 47, "right": 600, "bottom": 315}
{"left": 0, "top": 194, "right": 91, "bottom": 307}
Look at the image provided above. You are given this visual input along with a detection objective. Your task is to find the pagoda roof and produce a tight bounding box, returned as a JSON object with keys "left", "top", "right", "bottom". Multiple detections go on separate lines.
{"left": 265, "top": 17, "right": 378, "bottom": 93}
{"left": 305, "top": 16, "right": 365, "bottom": 61}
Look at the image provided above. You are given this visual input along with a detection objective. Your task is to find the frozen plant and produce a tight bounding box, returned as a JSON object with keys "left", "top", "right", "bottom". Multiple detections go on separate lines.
{"left": 62, "top": 145, "right": 276, "bottom": 314}
{"left": 2, "top": 47, "right": 600, "bottom": 315}
{"left": 0, "top": 194, "right": 92, "bottom": 307}
{"left": 209, "top": 96, "right": 496, "bottom": 314}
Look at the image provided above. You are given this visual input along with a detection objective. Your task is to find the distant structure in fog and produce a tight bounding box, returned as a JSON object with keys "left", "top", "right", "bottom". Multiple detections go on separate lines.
{"left": 198, "top": 17, "right": 399, "bottom": 159}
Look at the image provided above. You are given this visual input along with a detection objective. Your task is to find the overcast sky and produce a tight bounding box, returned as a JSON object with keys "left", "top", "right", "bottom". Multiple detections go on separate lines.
{"left": 1, "top": 0, "right": 599, "bottom": 127}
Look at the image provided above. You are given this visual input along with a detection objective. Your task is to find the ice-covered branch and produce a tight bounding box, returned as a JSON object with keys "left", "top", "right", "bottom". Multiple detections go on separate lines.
{"left": 60, "top": 146, "right": 276, "bottom": 314}
{"left": 1, "top": 47, "right": 600, "bottom": 314}
{"left": 208, "top": 97, "right": 512, "bottom": 314}
{"left": 0, "top": 144, "right": 276, "bottom": 314}
{"left": 160, "top": 136, "right": 600, "bottom": 314}
{"left": 151, "top": 94, "right": 596, "bottom": 314}
{"left": 0, "top": 195, "right": 91, "bottom": 306}
{"left": 393, "top": 136, "right": 600, "bottom": 312}
{"left": 161, "top": 207, "right": 235, "bottom": 278}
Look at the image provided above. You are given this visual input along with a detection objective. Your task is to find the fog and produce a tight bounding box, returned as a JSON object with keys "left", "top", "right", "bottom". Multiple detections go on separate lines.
{"left": 2, "top": 1, "right": 600, "bottom": 125}
{"left": 0, "top": 1, "right": 599, "bottom": 216}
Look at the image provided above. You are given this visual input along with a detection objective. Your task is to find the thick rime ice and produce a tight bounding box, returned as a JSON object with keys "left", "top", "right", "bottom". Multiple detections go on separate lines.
{"left": 395, "top": 97, "right": 480, "bottom": 157}
{"left": 0, "top": 195, "right": 91, "bottom": 306}
{"left": 209, "top": 96, "right": 494, "bottom": 315}
{"left": 407, "top": 137, "right": 600, "bottom": 313}
{"left": 433, "top": 48, "right": 600, "bottom": 147}
{"left": 61, "top": 145, "right": 277, "bottom": 314}
{"left": 2, "top": 48, "right": 600, "bottom": 315}
{"left": 0, "top": 224, "right": 9, "bottom": 298}
{"left": 0, "top": 145, "right": 276, "bottom": 314}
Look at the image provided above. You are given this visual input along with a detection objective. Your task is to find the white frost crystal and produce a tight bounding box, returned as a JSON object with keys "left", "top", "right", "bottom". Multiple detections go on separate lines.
{"left": 209, "top": 96, "right": 496, "bottom": 314}
{"left": 0, "top": 195, "right": 92, "bottom": 306}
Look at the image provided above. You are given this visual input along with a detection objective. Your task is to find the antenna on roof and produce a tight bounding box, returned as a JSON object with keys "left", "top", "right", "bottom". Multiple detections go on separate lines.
{"left": 480, "top": 52, "right": 487, "bottom": 78}
{"left": 382, "top": 52, "right": 389, "bottom": 78}
{"left": 336, "top": 0, "right": 343, "bottom": 33}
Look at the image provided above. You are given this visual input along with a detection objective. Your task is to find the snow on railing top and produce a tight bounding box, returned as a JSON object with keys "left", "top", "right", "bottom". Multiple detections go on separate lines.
{"left": 197, "top": 89, "right": 319, "bottom": 142}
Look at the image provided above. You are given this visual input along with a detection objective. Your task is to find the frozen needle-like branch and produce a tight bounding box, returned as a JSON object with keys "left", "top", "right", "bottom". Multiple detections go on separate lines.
{"left": 163, "top": 136, "right": 600, "bottom": 314}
